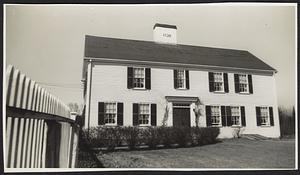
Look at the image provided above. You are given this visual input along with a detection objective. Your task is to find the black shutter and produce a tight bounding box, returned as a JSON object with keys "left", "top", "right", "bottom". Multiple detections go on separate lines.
{"left": 221, "top": 106, "right": 226, "bottom": 126}
{"left": 151, "top": 104, "right": 157, "bottom": 126}
{"left": 206, "top": 106, "right": 211, "bottom": 126}
{"left": 269, "top": 107, "right": 274, "bottom": 126}
{"left": 248, "top": 74, "right": 253, "bottom": 94}
{"left": 226, "top": 106, "right": 232, "bottom": 126}
{"left": 234, "top": 74, "right": 240, "bottom": 93}
{"left": 117, "top": 103, "right": 123, "bottom": 126}
{"left": 133, "top": 103, "right": 139, "bottom": 126}
{"left": 241, "top": 106, "right": 246, "bottom": 126}
{"left": 208, "top": 72, "right": 214, "bottom": 92}
{"left": 223, "top": 73, "right": 229, "bottom": 93}
{"left": 185, "top": 70, "right": 190, "bottom": 89}
{"left": 98, "top": 102, "right": 105, "bottom": 125}
{"left": 145, "top": 68, "right": 151, "bottom": 90}
{"left": 127, "top": 67, "right": 133, "bottom": 89}
{"left": 174, "top": 70, "right": 178, "bottom": 89}
{"left": 256, "top": 107, "right": 261, "bottom": 126}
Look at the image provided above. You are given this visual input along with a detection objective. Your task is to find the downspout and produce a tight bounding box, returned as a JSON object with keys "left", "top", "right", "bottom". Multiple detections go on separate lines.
{"left": 87, "top": 59, "right": 93, "bottom": 133}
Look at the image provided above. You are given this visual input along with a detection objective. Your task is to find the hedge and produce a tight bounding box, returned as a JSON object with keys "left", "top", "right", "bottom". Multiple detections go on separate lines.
{"left": 82, "top": 126, "right": 220, "bottom": 151}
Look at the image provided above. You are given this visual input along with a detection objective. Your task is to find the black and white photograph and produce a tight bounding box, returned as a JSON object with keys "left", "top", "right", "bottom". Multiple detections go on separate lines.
{"left": 3, "top": 3, "right": 297, "bottom": 172}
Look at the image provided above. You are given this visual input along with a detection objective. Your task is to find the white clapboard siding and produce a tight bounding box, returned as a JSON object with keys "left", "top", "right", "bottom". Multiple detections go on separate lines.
{"left": 5, "top": 65, "right": 79, "bottom": 169}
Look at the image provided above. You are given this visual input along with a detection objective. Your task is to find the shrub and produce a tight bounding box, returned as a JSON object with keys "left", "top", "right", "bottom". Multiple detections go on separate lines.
{"left": 190, "top": 127, "right": 219, "bottom": 145}
{"left": 202, "top": 127, "right": 219, "bottom": 144}
{"left": 122, "top": 126, "right": 140, "bottom": 150}
{"left": 173, "top": 127, "right": 192, "bottom": 147}
{"left": 191, "top": 127, "right": 202, "bottom": 146}
{"left": 83, "top": 126, "right": 220, "bottom": 151}
{"left": 142, "top": 127, "right": 161, "bottom": 149}
{"left": 159, "top": 127, "right": 175, "bottom": 147}
{"left": 279, "top": 106, "right": 295, "bottom": 137}
{"left": 101, "top": 126, "right": 123, "bottom": 151}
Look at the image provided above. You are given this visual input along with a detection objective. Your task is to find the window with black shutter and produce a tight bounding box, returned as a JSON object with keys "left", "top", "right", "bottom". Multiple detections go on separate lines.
{"left": 235, "top": 74, "right": 253, "bottom": 94}
{"left": 256, "top": 106, "right": 274, "bottom": 126}
{"left": 209, "top": 105, "right": 221, "bottom": 126}
{"left": 98, "top": 102, "right": 119, "bottom": 125}
{"left": 208, "top": 72, "right": 227, "bottom": 93}
{"left": 129, "top": 67, "right": 149, "bottom": 89}
{"left": 174, "top": 69, "right": 189, "bottom": 89}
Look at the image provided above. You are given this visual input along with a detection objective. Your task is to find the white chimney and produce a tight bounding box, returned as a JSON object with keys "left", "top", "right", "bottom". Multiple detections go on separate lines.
{"left": 153, "top": 23, "right": 177, "bottom": 44}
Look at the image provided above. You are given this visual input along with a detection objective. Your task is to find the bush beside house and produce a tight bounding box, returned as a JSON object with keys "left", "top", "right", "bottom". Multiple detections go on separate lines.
{"left": 279, "top": 106, "right": 295, "bottom": 137}
{"left": 82, "top": 126, "right": 220, "bottom": 151}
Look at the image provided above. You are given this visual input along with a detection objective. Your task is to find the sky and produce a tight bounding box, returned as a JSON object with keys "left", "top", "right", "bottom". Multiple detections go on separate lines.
{"left": 5, "top": 4, "right": 296, "bottom": 109}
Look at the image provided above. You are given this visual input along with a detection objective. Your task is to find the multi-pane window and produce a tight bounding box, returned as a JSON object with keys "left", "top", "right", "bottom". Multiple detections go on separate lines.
{"left": 211, "top": 106, "right": 221, "bottom": 126}
{"left": 104, "top": 102, "right": 117, "bottom": 124}
{"left": 133, "top": 68, "right": 145, "bottom": 88}
{"left": 239, "top": 74, "right": 249, "bottom": 93}
{"left": 177, "top": 70, "right": 186, "bottom": 89}
{"left": 213, "top": 72, "right": 224, "bottom": 92}
{"left": 260, "top": 107, "right": 270, "bottom": 126}
{"left": 139, "top": 104, "right": 150, "bottom": 125}
{"left": 231, "top": 106, "right": 241, "bottom": 126}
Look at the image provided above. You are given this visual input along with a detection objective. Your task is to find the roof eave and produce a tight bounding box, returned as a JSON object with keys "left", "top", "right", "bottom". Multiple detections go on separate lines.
{"left": 83, "top": 57, "right": 276, "bottom": 76}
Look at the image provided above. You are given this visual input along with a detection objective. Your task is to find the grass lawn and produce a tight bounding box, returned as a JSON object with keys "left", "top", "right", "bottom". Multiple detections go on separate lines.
{"left": 96, "top": 138, "right": 295, "bottom": 168}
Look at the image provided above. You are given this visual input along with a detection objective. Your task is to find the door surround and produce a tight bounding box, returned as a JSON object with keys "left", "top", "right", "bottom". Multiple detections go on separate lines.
{"left": 165, "top": 96, "right": 199, "bottom": 127}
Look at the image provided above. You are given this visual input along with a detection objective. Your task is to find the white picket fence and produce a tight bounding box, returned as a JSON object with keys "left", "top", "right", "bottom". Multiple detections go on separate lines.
{"left": 5, "top": 65, "right": 79, "bottom": 168}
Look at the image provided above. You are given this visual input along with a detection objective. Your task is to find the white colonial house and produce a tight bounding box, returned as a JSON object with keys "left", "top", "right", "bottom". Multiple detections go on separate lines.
{"left": 82, "top": 24, "right": 280, "bottom": 138}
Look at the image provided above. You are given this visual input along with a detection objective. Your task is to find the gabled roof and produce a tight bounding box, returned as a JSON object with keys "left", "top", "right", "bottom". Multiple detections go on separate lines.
{"left": 83, "top": 35, "right": 276, "bottom": 76}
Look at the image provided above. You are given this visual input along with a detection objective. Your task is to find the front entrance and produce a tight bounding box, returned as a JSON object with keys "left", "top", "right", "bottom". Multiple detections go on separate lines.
{"left": 173, "top": 103, "right": 191, "bottom": 127}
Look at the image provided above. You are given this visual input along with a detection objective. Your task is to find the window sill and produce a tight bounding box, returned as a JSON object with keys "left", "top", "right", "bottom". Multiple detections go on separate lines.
{"left": 211, "top": 125, "right": 222, "bottom": 127}
{"left": 237, "top": 92, "right": 251, "bottom": 95}
{"left": 211, "top": 91, "right": 226, "bottom": 94}
{"left": 231, "top": 125, "right": 243, "bottom": 128}
{"left": 175, "top": 88, "right": 189, "bottom": 90}
{"left": 131, "top": 88, "right": 149, "bottom": 91}
{"left": 104, "top": 124, "right": 117, "bottom": 126}
{"left": 259, "top": 125, "right": 273, "bottom": 127}
{"left": 138, "top": 125, "right": 151, "bottom": 127}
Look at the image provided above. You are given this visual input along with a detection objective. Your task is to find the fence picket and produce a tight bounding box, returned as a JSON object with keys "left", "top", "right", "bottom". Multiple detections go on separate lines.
{"left": 16, "top": 118, "right": 25, "bottom": 167}
{"left": 10, "top": 118, "right": 19, "bottom": 167}
{"left": 21, "top": 118, "right": 30, "bottom": 168}
{"left": 5, "top": 117, "right": 13, "bottom": 168}
{"left": 41, "top": 122, "right": 48, "bottom": 168}
{"left": 16, "top": 74, "right": 26, "bottom": 108}
{"left": 22, "top": 78, "right": 30, "bottom": 110}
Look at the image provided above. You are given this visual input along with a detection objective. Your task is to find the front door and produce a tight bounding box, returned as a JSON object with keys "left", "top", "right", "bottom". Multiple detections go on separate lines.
{"left": 173, "top": 103, "right": 191, "bottom": 127}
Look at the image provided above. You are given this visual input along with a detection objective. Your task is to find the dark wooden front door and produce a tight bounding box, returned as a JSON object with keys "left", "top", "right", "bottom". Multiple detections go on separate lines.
{"left": 173, "top": 107, "right": 191, "bottom": 127}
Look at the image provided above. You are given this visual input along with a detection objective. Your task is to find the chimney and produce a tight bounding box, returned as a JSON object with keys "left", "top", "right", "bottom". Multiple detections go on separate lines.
{"left": 153, "top": 23, "right": 177, "bottom": 44}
